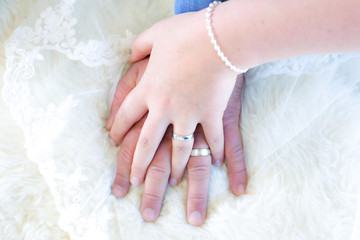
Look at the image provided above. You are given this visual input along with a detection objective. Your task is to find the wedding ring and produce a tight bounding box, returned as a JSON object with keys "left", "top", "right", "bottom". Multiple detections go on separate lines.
{"left": 172, "top": 133, "right": 194, "bottom": 142}
{"left": 190, "top": 148, "right": 211, "bottom": 157}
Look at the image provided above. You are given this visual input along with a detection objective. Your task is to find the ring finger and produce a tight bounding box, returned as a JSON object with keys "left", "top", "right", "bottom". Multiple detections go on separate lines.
{"left": 169, "top": 123, "right": 197, "bottom": 186}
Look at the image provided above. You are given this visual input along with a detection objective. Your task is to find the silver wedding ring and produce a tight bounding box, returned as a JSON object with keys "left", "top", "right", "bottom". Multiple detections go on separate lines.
{"left": 172, "top": 132, "right": 194, "bottom": 142}
{"left": 190, "top": 148, "right": 211, "bottom": 157}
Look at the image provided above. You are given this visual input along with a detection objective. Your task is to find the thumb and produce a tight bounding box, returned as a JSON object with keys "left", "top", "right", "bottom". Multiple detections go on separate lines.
{"left": 106, "top": 59, "right": 148, "bottom": 129}
{"left": 129, "top": 27, "right": 154, "bottom": 63}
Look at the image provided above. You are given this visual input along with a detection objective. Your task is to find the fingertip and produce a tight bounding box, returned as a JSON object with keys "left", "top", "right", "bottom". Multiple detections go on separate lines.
{"left": 188, "top": 211, "right": 203, "bottom": 226}
{"left": 130, "top": 176, "right": 141, "bottom": 186}
{"left": 111, "top": 184, "right": 128, "bottom": 198}
{"left": 233, "top": 183, "right": 246, "bottom": 196}
{"left": 169, "top": 178, "right": 178, "bottom": 186}
{"left": 213, "top": 159, "right": 223, "bottom": 167}
{"left": 142, "top": 208, "right": 156, "bottom": 222}
{"left": 106, "top": 117, "right": 113, "bottom": 130}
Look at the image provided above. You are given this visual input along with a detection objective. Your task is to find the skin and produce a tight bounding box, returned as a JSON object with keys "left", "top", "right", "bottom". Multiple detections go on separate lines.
{"left": 108, "top": 0, "right": 360, "bottom": 225}
{"left": 108, "top": 0, "right": 360, "bottom": 192}
{"left": 107, "top": 58, "right": 246, "bottom": 225}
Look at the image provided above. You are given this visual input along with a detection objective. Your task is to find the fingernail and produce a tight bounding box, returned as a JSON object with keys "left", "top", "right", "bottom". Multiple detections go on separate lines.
{"left": 111, "top": 184, "right": 126, "bottom": 198}
{"left": 130, "top": 176, "right": 140, "bottom": 186}
{"left": 188, "top": 211, "right": 202, "bottom": 226}
{"left": 143, "top": 208, "right": 156, "bottom": 222}
{"left": 169, "top": 178, "right": 177, "bottom": 186}
{"left": 214, "top": 160, "right": 222, "bottom": 167}
{"left": 110, "top": 139, "right": 116, "bottom": 146}
{"left": 105, "top": 121, "right": 111, "bottom": 130}
{"left": 236, "top": 184, "right": 245, "bottom": 195}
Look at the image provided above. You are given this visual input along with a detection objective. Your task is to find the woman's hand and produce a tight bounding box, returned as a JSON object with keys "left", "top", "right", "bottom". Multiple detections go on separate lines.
{"left": 107, "top": 58, "right": 247, "bottom": 225}
{"left": 112, "top": 120, "right": 213, "bottom": 226}
{"left": 107, "top": 11, "right": 239, "bottom": 188}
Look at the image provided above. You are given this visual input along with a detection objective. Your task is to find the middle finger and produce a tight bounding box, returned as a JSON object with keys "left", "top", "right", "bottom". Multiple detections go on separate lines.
{"left": 140, "top": 128, "right": 172, "bottom": 222}
{"left": 186, "top": 125, "right": 212, "bottom": 226}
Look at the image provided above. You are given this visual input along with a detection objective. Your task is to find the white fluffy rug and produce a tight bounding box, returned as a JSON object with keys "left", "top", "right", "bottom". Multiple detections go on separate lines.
{"left": 1, "top": 0, "right": 360, "bottom": 239}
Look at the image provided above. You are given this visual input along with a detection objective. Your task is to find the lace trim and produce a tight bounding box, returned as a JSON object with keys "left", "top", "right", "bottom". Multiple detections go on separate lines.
{"left": 246, "top": 53, "right": 357, "bottom": 81}
{"left": 3, "top": 0, "right": 132, "bottom": 239}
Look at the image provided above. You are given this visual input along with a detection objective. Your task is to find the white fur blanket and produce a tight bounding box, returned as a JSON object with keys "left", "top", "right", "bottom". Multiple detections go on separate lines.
{"left": 1, "top": 0, "right": 360, "bottom": 239}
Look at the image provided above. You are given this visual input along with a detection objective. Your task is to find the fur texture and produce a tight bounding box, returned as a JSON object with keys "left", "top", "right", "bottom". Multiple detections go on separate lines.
{"left": 1, "top": 0, "right": 359, "bottom": 239}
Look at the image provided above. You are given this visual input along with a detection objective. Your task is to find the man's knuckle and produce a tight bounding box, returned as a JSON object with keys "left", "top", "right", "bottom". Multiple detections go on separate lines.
{"left": 228, "top": 156, "right": 246, "bottom": 176}
{"left": 228, "top": 163, "right": 246, "bottom": 174}
{"left": 147, "top": 164, "right": 170, "bottom": 179}
{"left": 227, "top": 144, "right": 244, "bottom": 161}
{"left": 142, "top": 192, "right": 162, "bottom": 203}
{"left": 188, "top": 164, "right": 210, "bottom": 179}
{"left": 188, "top": 194, "right": 207, "bottom": 203}
{"left": 114, "top": 172, "right": 129, "bottom": 184}
{"left": 176, "top": 145, "right": 187, "bottom": 153}
{"left": 118, "top": 145, "right": 133, "bottom": 165}
{"left": 127, "top": 127, "right": 141, "bottom": 139}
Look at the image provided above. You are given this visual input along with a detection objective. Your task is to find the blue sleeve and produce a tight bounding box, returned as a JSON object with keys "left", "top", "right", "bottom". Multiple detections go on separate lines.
{"left": 174, "top": 0, "right": 225, "bottom": 15}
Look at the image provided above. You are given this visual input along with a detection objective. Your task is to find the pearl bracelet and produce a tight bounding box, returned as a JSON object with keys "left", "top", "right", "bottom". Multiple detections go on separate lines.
{"left": 206, "top": 1, "right": 248, "bottom": 74}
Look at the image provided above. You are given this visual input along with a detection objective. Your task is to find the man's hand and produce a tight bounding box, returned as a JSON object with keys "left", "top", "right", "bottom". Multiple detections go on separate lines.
{"left": 107, "top": 58, "right": 247, "bottom": 225}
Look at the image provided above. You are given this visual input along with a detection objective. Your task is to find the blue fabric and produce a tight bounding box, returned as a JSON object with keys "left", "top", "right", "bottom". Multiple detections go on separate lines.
{"left": 174, "top": 0, "right": 225, "bottom": 15}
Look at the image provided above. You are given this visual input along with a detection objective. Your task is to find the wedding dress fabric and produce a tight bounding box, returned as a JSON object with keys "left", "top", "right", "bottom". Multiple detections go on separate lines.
{"left": 1, "top": 0, "right": 360, "bottom": 239}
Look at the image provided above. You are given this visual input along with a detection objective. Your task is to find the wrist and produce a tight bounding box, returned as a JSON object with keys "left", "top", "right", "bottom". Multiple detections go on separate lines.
{"left": 188, "top": 10, "right": 239, "bottom": 79}
{"left": 209, "top": 0, "right": 360, "bottom": 68}
{"left": 206, "top": 1, "right": 248, "bottom": 74}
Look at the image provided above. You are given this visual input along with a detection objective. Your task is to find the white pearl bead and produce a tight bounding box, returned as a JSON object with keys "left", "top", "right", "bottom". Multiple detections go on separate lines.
{"left": 206, "top": 1, "right": 247, "bottom": 74}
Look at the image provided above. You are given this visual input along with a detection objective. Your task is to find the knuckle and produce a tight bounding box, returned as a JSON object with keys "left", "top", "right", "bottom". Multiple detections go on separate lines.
{"left": 188, "top": 194, "right": 207, "bottom": 204}
{"left": 176, "top": 145, "right": 187, "bottom": 153}
{"left": 127, "top": 127, "right": 142, "bottom": 140}
{"left": 147, "top": 164, "right": 170, "bottom": 179}
{"left": 227, "top": 144, "right": 244, "bottom": 163}
{"left": 228, "top": 161, "right": 246, "bottom": 175}
{"left": 114, "top": 172, "right": 129, "bottom": 185}
{"left": 142, "top": 192, "right": 162, "bottom": 204}
{"left": 223, "top": 111, "right": 240, "bottom": 128}
{"left": 188, "top": 164, "right": 210, "bottom": 180}
{"left": 227, "top": 151, "right": 246, "bottom": 177}
{"left": 118, "top": 145, "right": 134, "bottom": 165}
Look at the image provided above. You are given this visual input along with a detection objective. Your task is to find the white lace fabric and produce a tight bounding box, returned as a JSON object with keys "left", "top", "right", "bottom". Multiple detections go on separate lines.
{"left": 3, "top": 0, "right": 360, "bottom": 239}
{"left": 3, "top": 0, "right": 133, "bottom": 238}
